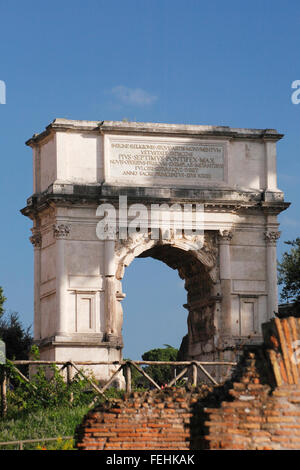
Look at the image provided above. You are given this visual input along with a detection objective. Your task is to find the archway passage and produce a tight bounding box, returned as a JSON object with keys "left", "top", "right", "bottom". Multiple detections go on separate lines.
{"left": 121, "top": 257, "right": 187, "bottom": 360}
{"left": 119, "top": 242, "right": 216, "bottom": 364}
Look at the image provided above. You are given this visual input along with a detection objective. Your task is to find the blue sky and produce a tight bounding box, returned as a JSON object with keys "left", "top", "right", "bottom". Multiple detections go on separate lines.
{"left": 0, "top": 0, "right": 299, "bottom": 359}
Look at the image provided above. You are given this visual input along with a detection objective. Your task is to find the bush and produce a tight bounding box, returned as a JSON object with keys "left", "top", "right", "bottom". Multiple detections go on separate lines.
{"left": 0, "top": 406, "right": 90, "bottom": 449}
{"left": 4, "top": 362, "right": 95, "bottom": 414}
{"left": 2, "top": 345, "right": 100, "bottom": 416}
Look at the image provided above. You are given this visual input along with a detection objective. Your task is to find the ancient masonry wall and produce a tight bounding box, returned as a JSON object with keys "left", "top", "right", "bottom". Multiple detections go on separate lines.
{"left": 75, "top": 316, "right": 300, "bottom": 450}
{"left": 206, "top": 316, "right": 300, "bottom": 450}
{"left": 75, "top": 387, "right": 210, "bottom": 450}
{"left": 205, "top": 355, "right": 300, "bottom": 449}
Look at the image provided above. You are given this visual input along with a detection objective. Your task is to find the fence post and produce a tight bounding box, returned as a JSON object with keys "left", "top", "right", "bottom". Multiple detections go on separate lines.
{"left": 1, "top": 367, "right": 7, "bottom": 417}
{"left": 66, "top": 363, "right": 74, "bottom": 403}
{"left": 125, "top": 362, "right": 132, "bottom": 395}
{"left": 66, "top": 362, "right": 72, "bottom": 385}
{"left": 192, "top": 362, "right": 198, "bottom": 387}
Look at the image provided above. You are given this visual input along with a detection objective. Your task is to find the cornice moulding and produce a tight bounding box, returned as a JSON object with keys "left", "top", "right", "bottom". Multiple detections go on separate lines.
{"left": 25, "top": 118, "right": 284, "bottom": 147}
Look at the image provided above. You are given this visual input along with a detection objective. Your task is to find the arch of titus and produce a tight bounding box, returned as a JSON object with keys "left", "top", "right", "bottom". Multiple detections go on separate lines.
{"left": 21, "top": 119, "right": 289, "bottom": 382}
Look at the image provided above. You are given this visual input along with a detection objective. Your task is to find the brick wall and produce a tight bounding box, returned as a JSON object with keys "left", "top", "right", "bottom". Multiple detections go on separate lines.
{"left": 205, "top": 352, "right": 300, "bottom": 449}
{"left": 205, "top": 316, "right": 300, "bottom": 450}
{"left": 75, "top": 316, "right": 300, "bottom": 451}
{"left": 75, "top": 386, "right": 213, "bottom": 450}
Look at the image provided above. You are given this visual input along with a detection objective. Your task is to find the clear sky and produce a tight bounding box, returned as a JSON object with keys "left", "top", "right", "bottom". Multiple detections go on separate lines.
{"left": 0, "top": 0, "right": 299, "bottom": 359}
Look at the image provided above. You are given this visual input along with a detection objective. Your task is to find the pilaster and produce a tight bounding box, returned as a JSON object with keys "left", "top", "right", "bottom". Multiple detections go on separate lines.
{"left": 53, "top": 223, "right": 70, "bottom": 336}
{"left": 264, "top": 230, "right": 280, "bottom": 318}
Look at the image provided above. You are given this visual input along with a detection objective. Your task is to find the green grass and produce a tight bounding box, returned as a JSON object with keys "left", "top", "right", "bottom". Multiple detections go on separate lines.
{"left": 0, "top": 405, "right": 90, "bottom": 450}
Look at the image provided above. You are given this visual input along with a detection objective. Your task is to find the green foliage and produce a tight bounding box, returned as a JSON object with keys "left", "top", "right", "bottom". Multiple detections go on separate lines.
{"left": 278, "top": 238, "right": 300, "bottom": 307}
{"left": 4, "top": 354, "right": 95, "bottom": 414}
{"left": 124, "top": 346, "right": 179, "bottom": 388}
{"left": 0, "top": 287, "right": 6, "bottom": 317}
{"left": 3, "top": 344, "right": 125, "bottom": 413}
{"left": 0, "top": 349, "right": 126, "bottom": 450}
{"left": 0, "top": 406, "right": 89, "bottom": 450}
{"left": 0, "top": 287, "right": 32, "bottom": 360}
{"left": 30, "top": 343, "right": 40, "bottom": 360}
{"left": 36, "top": 437, "right": 75, "bottom": 450}
{"left": 141, "top": 344, "right": 179, "bottom": 386}
{"left": 97, "top": 386, "right": 125, "bottom": 401}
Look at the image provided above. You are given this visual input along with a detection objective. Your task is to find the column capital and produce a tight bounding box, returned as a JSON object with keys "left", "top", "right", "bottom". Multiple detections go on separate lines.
{"left": 264, "top": 230, "right": 281, "bottom": 245}
{"left": 218, "top": 230, "right": 234, "bottom": 243}
{"left": 53, "top": 223, "right": 70, "bottom": 239}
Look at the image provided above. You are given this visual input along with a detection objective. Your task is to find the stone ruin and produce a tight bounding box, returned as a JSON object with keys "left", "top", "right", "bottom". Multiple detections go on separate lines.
{"left": 75, "top": 315, "right": 300, "bottom": 450}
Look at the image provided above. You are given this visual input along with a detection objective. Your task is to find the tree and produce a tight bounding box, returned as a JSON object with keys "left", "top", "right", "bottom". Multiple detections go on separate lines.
{"left": 141, "top": 344, "right": 179, "bottom": 386}
{"left": 0, "top": 287, "right": 32, "bottom": 360}
{"left": 278, "top": 238, "right": 300, "bottom": 311}
{"left": 0, "top": 287, "right": 6, "bottom": 317}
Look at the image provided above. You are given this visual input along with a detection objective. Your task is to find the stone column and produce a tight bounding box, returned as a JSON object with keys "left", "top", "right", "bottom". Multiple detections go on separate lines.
{"left": 30, "top": 229, "right": 42, "bottom": 340}
{"left": 104, "top": 239, "right": 117, "bottom": 340}
{"left": 265, "top": 231, "right": 281, "bottom": 319}
{"left": 53, "top": 223, "right": 70, "bottom": 336}
{"left": 218, "top": 230, "right": 233, "bottom": 336}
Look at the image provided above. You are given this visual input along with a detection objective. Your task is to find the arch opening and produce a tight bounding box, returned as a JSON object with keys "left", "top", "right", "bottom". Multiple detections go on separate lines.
{"left": 121, "top": 257, "right": 187, "bottom": 360}
{"left": 118, "top": 242, "right": 218, "bottom": 365}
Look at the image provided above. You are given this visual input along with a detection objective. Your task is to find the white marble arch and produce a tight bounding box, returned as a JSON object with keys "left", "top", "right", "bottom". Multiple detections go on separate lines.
{"left": 21, "top": 118, "right": 290, "bottom": 382}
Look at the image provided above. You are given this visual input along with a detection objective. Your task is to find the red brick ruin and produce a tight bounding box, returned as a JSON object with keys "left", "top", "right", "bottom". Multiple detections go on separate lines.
{"left": 75, "top": 316, "right": 300, "bottom": 450}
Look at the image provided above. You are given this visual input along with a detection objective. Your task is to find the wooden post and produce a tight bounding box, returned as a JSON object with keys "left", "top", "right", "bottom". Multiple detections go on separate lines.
{"left": 1, "top": 368, "right": 7, "bottom": 417}
{"left": 66, "top": 363, "right": 72, "bottom": 385}
{"left": 125, "top": 362, "right": 132, "bottom": 395}
{"left": 66, "top": 363, "right": 73, "bottom": 403}
{"left": 192, "top": 363, "right": 198, "bottom": 386}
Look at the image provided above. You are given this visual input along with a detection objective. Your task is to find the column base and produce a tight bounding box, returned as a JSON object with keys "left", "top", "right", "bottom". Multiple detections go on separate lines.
{"left": 33, "top": 335, "right": 124, "bottom": 386}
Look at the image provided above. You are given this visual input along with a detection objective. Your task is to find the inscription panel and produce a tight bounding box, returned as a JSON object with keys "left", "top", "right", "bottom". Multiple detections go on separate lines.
{"left": 105, "top": 135, "right": 227, "bottom": 187}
